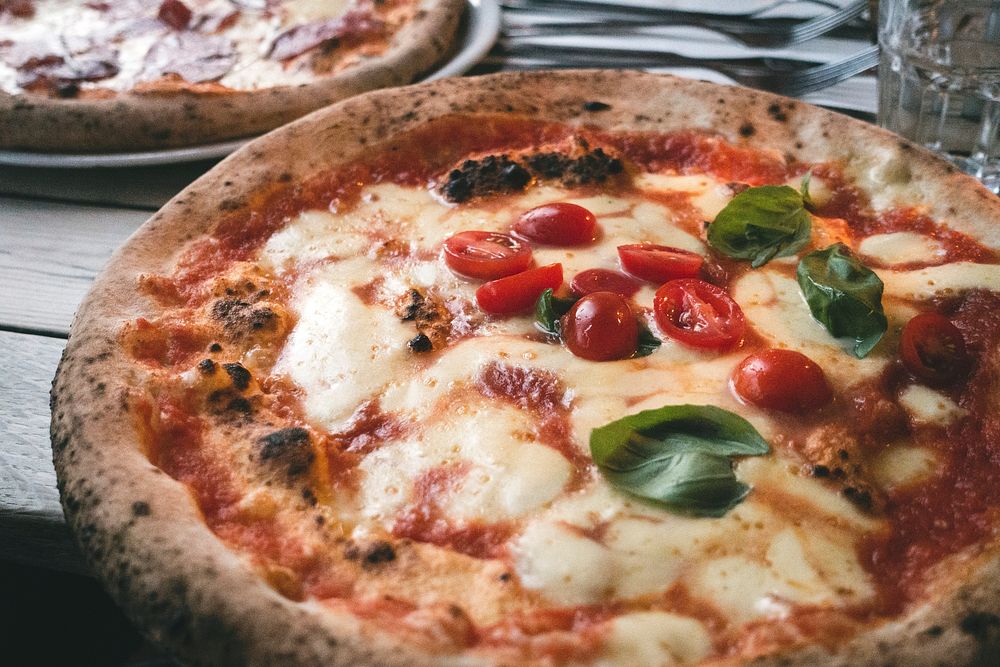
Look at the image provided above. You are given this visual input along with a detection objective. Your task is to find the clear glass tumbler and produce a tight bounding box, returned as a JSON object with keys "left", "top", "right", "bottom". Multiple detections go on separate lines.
{"left": 878, "top": 0, "right": 1000, "bottom": 193}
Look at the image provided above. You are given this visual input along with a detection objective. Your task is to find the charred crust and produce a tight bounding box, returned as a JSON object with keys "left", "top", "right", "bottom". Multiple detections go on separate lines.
{"left": 738, "top": 122, "right": 755, "bottom": 137}
{"left": 523, "top": 146, "right": 623, "bottom": 186}
{"left": 439, "top": 141, "right": 625, "bottom": 202}
{"left": 583, "top": 100, "right": 611, "bottom": 111}
{"left": 257, "top": 427, "right": 315, "bottom": 477}
{"left": 301, "top": 488, "right": 317, "bottom": 506}
{"left": 222, "top": 362, "right": 251, "bottom": 390}
{"left": 960, "top": 612, "right": 1000, "bottom": 642}
{"left": 208, "top": 342, "right": 223, "bottom": 352}
{"left": 810, "top": 464, "right": 830, "bottom": 478}
{"left": 131, "top": 501, "right": 151, "bottom": 517}
{"left": 408, "top": 333, "right": 433, "bottom": 353}
{"left": 441, "top": 155, "right": 531, "bottom": 202}
{"left": 767, "top": 102, "right": 788, "bottom": 122}
{"left": 197, "top": 358, "right": 217, "bottom": 374}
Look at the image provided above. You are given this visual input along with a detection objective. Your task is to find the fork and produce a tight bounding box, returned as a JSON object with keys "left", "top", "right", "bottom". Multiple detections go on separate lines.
{"left": 502, "top": 0, "right": 870, "bottom": 48}
{"left": 484, "top": 43, "right": 880, "bottom": 97}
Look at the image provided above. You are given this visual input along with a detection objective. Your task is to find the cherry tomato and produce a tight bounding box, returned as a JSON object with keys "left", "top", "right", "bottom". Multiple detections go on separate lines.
{"left": 653, "top": 278, "right": 746, "bottom": 350}
{"left": 731, "top": 349, "right": 832, "bottom": 413}
{"left": 618, "top": 244, "right": 704, "bottom": 284}
{"left": 561, "top": 292, "right": 638, "bottom": 361}
{"left": 900, "top": 313, "right": 969, "bottom": 384}
{"left": 513, "top": 203, "right": 598, "bottom": 246}
{"left": 443, "top": 231, "right": 532, "bottom": 280}
{"left": 570, "top": 268, "right": 641, "bottom": 298}
{"left": 476, "top": 263, "right": 563, "bottom": 315}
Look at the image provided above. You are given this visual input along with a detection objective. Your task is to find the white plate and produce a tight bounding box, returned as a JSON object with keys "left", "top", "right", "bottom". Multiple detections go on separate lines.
{"left": 0, "top": 0, "right": 501, "bottom": 169}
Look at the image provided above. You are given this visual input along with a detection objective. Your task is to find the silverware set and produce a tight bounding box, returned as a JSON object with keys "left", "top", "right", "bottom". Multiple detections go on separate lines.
{"left": 484, "top": 0, "right": 877, "bottom": 100}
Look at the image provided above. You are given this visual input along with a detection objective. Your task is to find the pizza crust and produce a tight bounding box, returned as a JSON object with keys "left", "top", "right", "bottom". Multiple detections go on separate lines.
{"left": 51, "top": 71, "right": 1000, "bottom": 665}
{"left": 0, "top": 0, "right": 464, "bottom": 153}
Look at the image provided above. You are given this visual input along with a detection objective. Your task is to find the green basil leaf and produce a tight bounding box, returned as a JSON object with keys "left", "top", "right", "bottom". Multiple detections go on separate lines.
{"left": 707, "top": 185, "right": 812, "bottom": 268}
{"left": 534, "top": 289, "right": 578, "bottom": 336}
{"left": 590, "top": 404, "right": 769, "bottom": 517}
{"left": 634, "top": 323, "right": 661, "bottom": 358}
{"left": 599, "top": 451, "right": 750, "bottom": 518}
{"left": 796, "top": 243, "right": 888, "bottom": 358}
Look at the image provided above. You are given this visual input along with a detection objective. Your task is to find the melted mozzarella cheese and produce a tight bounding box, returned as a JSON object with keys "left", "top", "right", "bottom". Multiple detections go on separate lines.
{"left": 872, "top": 445, "right": 938, "bottom": 490}
{"left": 859, "top": 232, "right": 945, "bottom": 266}
{"left": 880, "top": 262, "right": 1000, "bottom": 300}
{"left": 898, "top": 385, "right": 968, "bottom": 425}
{"left": 273, "top": 259, "right": 415, "bottom": 429}
{"left": 595, "top": 612, "right": 712, "bottom": 667}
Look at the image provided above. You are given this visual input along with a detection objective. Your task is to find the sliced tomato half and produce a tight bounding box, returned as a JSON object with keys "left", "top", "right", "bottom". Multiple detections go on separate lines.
{"left": 476, "top": 263, "right": 563, "bottom": 315}
{"left": 653, "top": 278, "right": 746, "bottom": 350}
{"left": 443, "top": 231, "right": 532, "bottom": 280}
{"left": 618, "top": 244, "right": 704, "bottom": 284}
{"left": 900, "top": 313, "right": 969, "bottom": 384}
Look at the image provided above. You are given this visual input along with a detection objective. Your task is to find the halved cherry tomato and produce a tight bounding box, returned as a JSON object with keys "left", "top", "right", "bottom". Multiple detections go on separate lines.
{"left": 476, "top": 263, "right": 563, "bottom": 315}
{"left": 570, "top": 268, "right": 641, "bottom": 298}
{"left": 618, "top": 244, "right": 704, "bottom": 284}
{"left": 561, "top": 292, "right": 638, "bottom": 361}
{"left": 443, "top": 231, "right": 532, "bottom": 280}
{"left": 731, "top": 349, "right": 832, "bottom": 413}
{"left": 653, "top": 278, "right": 746, "bottom": 350}
{"left": 900, "top": 313, "right": 969, "bottom": 384}
{"left": 513, "top": 203, "right": 598, "bottom": 246}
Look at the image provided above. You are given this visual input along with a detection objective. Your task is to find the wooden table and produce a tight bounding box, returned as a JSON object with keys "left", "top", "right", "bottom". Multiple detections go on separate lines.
{"left": 0, "top": 3, "right": 879, "bottom": 575}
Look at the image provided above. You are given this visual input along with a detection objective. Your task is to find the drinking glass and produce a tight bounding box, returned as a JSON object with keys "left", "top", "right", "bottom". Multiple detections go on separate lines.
{"left": 878, "top": 0, "right": 1000, "bottom": 193}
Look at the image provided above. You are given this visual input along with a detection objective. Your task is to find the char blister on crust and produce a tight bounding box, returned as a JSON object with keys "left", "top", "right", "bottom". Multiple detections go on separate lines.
{"left": 438, "top": 138, "right": 626, "bottom": 203}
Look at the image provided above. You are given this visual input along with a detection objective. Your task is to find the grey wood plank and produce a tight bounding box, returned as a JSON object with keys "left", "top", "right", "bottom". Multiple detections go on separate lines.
{"left": 0, "top": 330, "right": 86, "bottom": 573}
{"left": 0, "top": 161, "right": 215, "bottom": 211}
{"left": 0, "top": 197, "right": 148, "bottom": 335}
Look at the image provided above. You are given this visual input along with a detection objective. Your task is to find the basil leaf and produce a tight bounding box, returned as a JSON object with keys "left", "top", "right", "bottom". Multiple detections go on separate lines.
{"left": 799, "top": 171, "right": 813, "bottom": 209}
{"left": 590, "top": 404, "right": 769, "bottom": 517}
{"left": 534, "top": 288, "right": 578, "bottom": 336}
{"left": 634, "top": 323, "right": 661, "bottom": 358}
{"left": 796, "top": 243, "right": 887, "bottom": 358}
{"left": 707, "top": 185, "right": 812, "bottom": 268}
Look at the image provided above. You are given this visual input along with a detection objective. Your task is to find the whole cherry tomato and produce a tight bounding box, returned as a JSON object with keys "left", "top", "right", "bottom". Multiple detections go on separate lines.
{"left": 731, "top": 349, "right": 832, "bottom": 413}
{"left": 561, "top": 292, "right": 639, "bottom": 361}
{"left": 443, "top": 231, "right": 532, "bottom": 280}
{"left": 513, "top": 203, "right": 598, "bottom": 246}
{"left": 653, "top": 278, "right": 746, "bottom": 350}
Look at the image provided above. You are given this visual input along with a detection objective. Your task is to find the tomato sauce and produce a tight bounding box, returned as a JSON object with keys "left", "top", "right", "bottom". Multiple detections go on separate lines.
{"left": 861, "top": 290, "right": 1000, "bottom": 612}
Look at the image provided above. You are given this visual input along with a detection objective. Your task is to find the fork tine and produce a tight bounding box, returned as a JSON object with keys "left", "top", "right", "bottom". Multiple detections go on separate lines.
{"left": 767, "top": 45, "right": 879, "bottom": 96}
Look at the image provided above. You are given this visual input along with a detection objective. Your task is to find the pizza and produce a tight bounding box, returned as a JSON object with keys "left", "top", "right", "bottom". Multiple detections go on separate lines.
{"left": 0, "top": 0, "right": 463, "bottom": 152}
{"left": 51, "top": 71, "right": 1000, "bottom": 665}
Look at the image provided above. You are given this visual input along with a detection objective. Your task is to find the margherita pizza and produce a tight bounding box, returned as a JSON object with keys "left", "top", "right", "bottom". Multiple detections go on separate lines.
{"left": 51, "top": 72, "right": 1000, "bottom": 665}
{"left": 0, "top": 0, "right": 463, "bottom": 151}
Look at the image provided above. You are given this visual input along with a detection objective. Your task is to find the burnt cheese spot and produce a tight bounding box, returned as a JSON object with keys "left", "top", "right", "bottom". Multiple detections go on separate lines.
{"left": 583, "top": 100, "right": 611, "bottom": 111}
{"left": 222, "top": 362, "right": 251, "bottom": 390}
{"left": 257, "top": 427, "right": 315, "bottom": 477}
{"left": 408, "top": 333, "right": 433, "bottom": 353}
{"left": 197, "top": 358, "right": 217, "bottom": 374}
{"left": 960, "top": 612, "right": 1000, "bottom": 642}
{"left": 211, "top": 298, "right": 279, "bottom": 337}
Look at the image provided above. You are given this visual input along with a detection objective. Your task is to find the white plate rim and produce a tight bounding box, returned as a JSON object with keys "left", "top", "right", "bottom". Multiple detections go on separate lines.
{"left": 0, "top": 0, "right": 501, "bottom": 169}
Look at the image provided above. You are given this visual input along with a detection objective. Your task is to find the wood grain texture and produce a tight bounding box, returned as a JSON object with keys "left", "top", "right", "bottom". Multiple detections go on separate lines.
{"left": 0, "top": 197, "right": 148, "bottom": 335}
{"left": 0, "top": 330, "right": 85, "bottom": 573}
{"left": 0, "top": 161, "right": 215, "bottom": 210}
